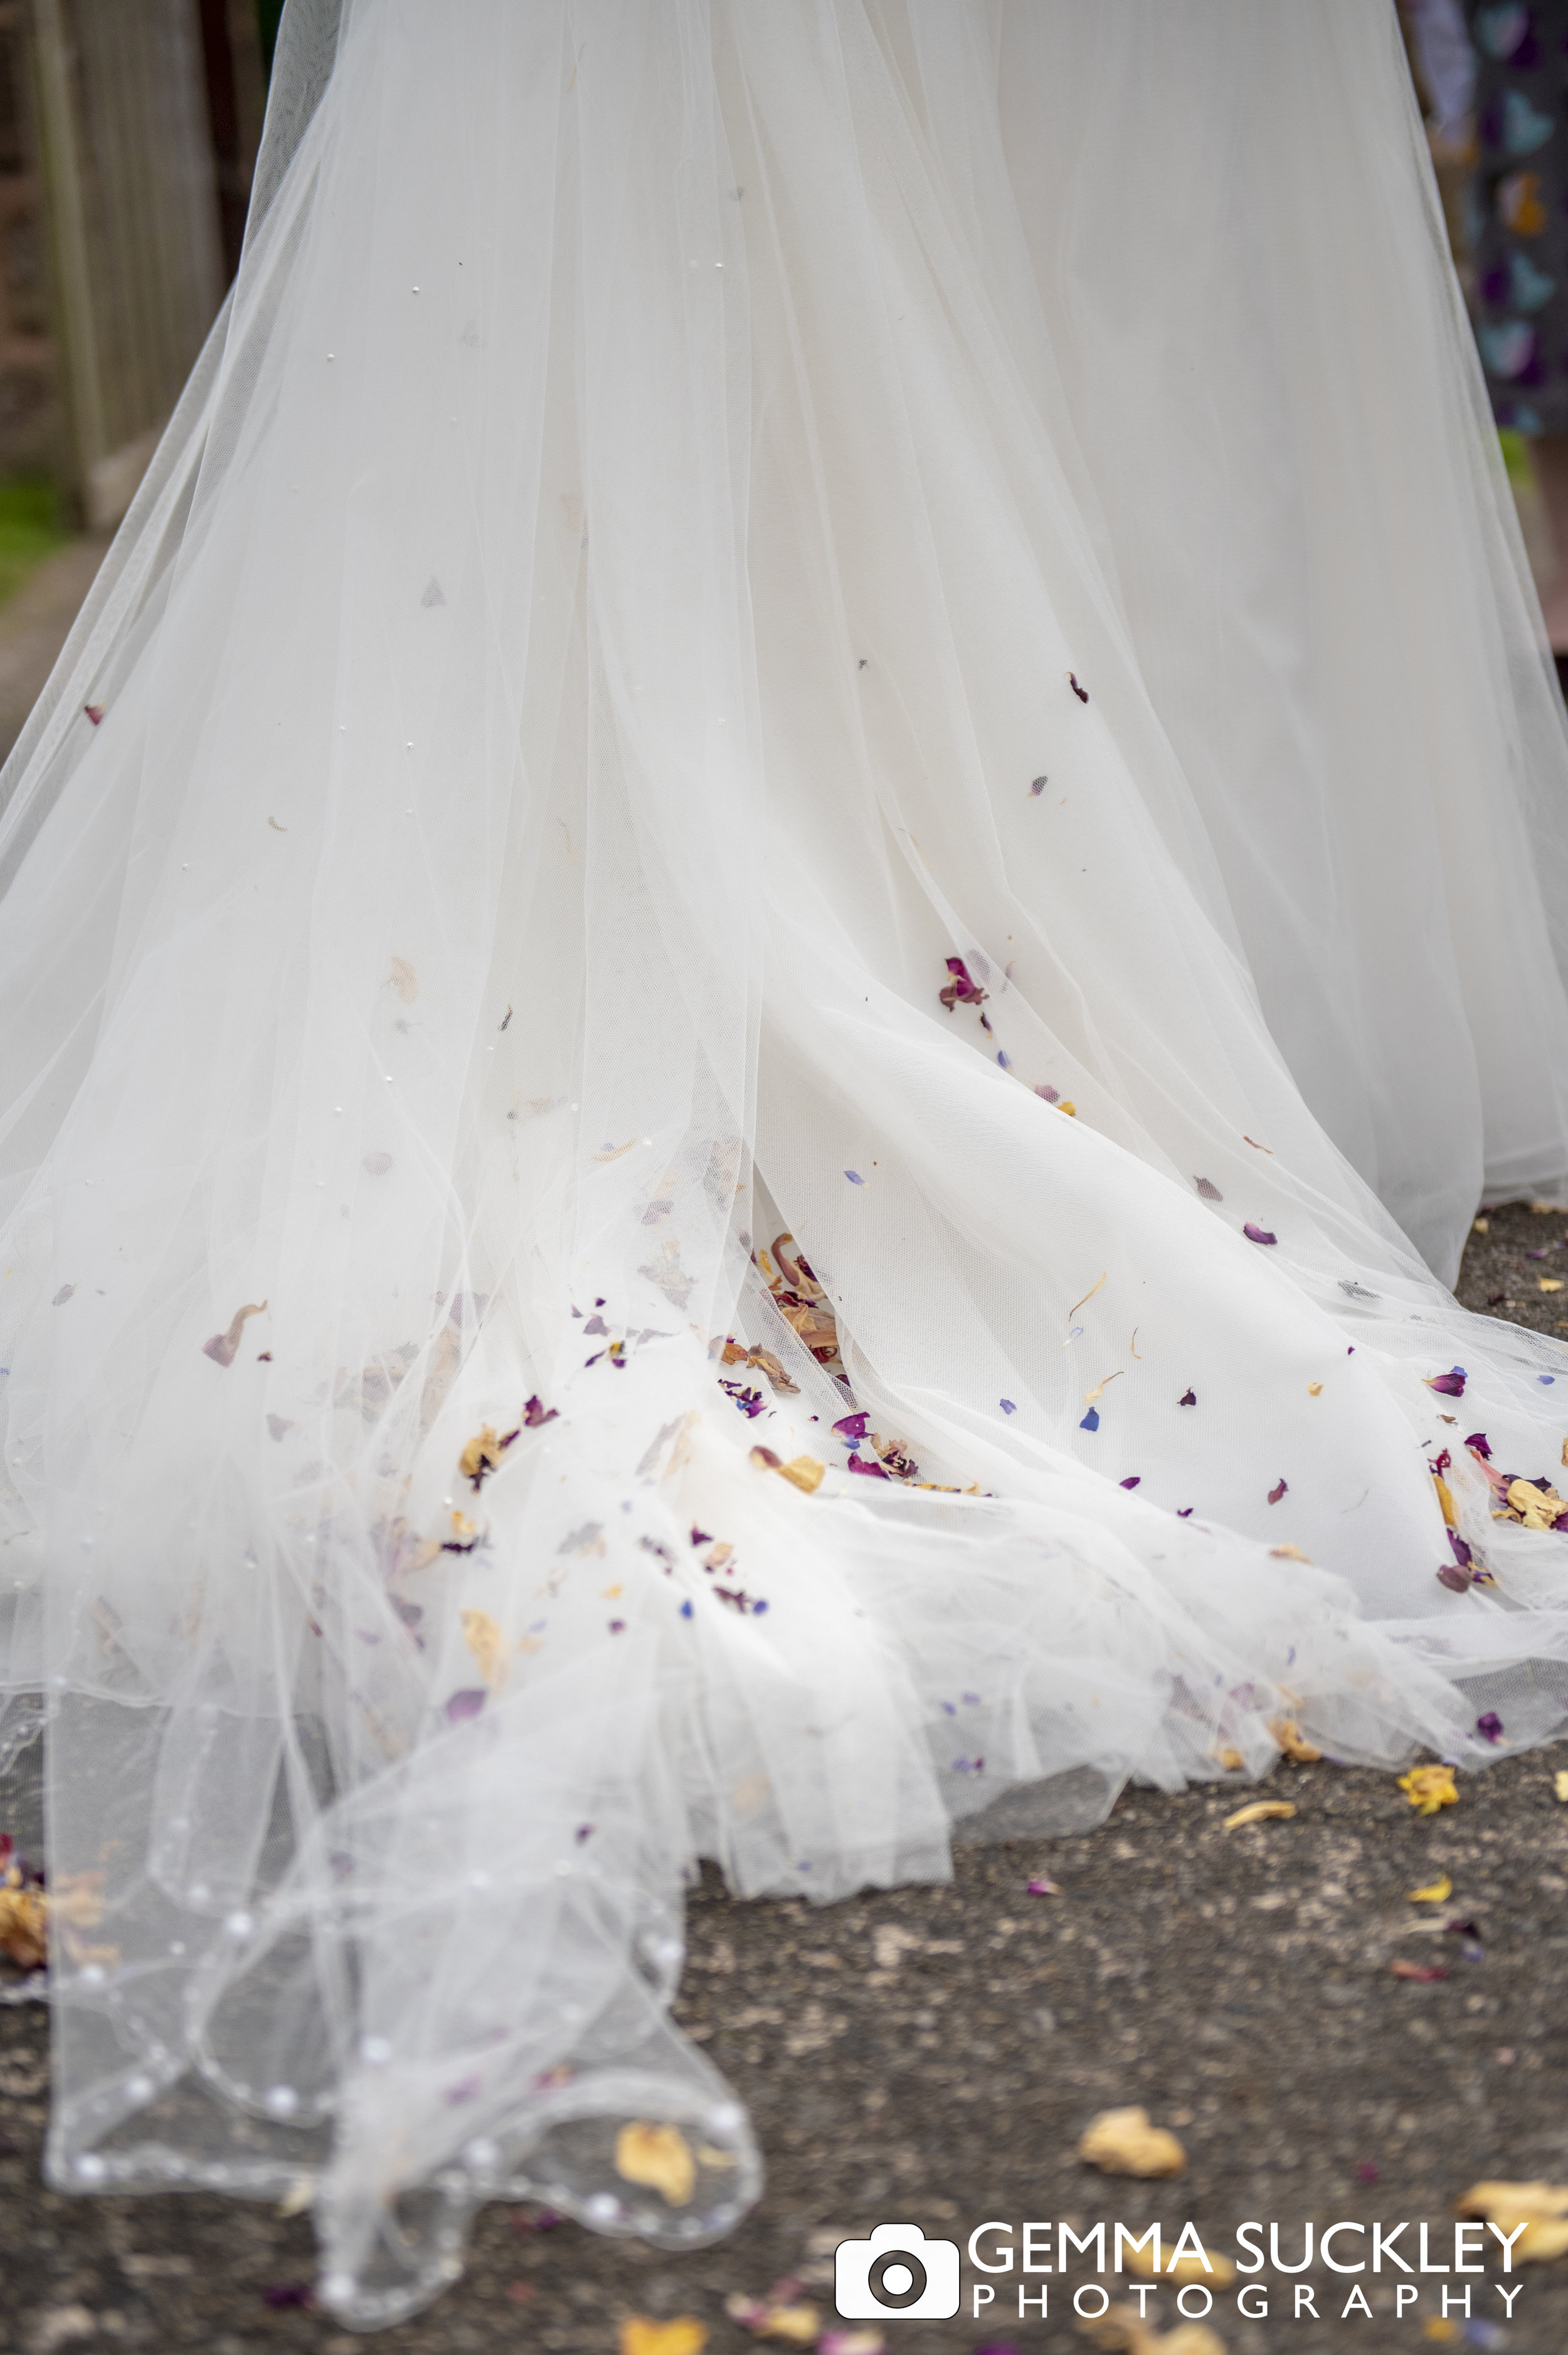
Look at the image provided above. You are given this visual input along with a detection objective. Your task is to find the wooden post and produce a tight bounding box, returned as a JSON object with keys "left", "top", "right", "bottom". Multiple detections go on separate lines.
{"left": 28, "top": 0, "right": 104, "bottom": 514}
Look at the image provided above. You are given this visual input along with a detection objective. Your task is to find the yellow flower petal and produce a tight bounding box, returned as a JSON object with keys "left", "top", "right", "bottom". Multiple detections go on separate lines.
{"left": 460, "top": 1608, "right": 507, "bottom": 1691}
{"left": 614, "top": 2122, "right": 696, "bottom": 2208}
{"left": 1269, "top": 1719, "right": 1322, "bottom": 1763}
{"left": 780, "top": 1455, "right": 826, "bottom": 1493}
{"left": 1407, "top": 1874, "right": 1453, "bottom": 1905}
{"left": 620, "top": 2320, "right": 709, "bottom": 2355}
{"left": 1454, "top": 2182, "right": 1568, "bottom": 2263}
{"left": 1222, "top": 1800, "right": 1296, "bottom": 1830}
{"left": 458, "top": 1424, "right": 509, "bottom": 1484}
{"left": 1540, "top": 1278, "right": 1565, "bottom": 1292}
{"left": 1078, "top": 2105, "right": 1186, "bottom": 2177}
{"left": 1397, "top": 1764, "right": 1458, "bottom": 1815}
{"left": 1307, "top": 1381, "right": 1323, "bottom": 1395}
{"left": 1554, "top": 1770, "right": 1568, "bottom": 1803}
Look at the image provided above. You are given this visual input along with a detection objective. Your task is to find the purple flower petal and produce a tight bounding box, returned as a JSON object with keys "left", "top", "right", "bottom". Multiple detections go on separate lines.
{"left": 1000, "top": 1398, "right": 1017, "bottom": 1415}
{"left": 1194, "top": 1176, "right": 1222, "bottom": 1201}
{"left": 1179, "top": 1388, "right": 1197, "bottom": 1406}
{"left": 1244, "top": 1223, "right": 1278, "bottom": 1246}
{"left": 1120, "top": 1475, "right": 1140, "bottom": 1489}
{"left": 262, "top": 2285, "right": 316, "bottom": 2310}
{"left": 1465, "top": 1432, "right": 1491, "bottom": 1459}
{"left": 1425, "top": 1368, "right": 1467, "bottom": 1398}
{"left": 938, "top": 955, "right": 989, "bottom": 1013}
{"left": 1029, "top": 775, "right": 1047, "bottom": 796}
{"left": 1268, "top": 1477, "right": 1288, "bottom": 1504}
{"left": 445, "top": 1688, "right": 487, "bottom": 1723}
{"left": 1079, "top": 1406, "right": 1100, "bottom": 1432}
{"left": 1436, "top": 1563, "right": 1472, "bottom": 1593}
{"left": 1035, "top": 1084, "right": 1059, "bottom": 1103}
{"left": 844, "top": 1169, "right": 864, "bottom": 1184}
{"left": 1448, "top": 1530, "right": 1473, "bottom": 1568}
{"left": 833, "top": 1411, "right": 870, "bottom": 1438}
{"left": 847, "top": 1453, "right": 889, "bottom": 1478}
{"left": 1476, "top": 1711, "right": 1505, "bottom": 1744}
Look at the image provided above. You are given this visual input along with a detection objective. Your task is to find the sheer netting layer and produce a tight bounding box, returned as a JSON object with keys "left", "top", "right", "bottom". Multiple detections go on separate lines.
{"left": 3, "top": 0, "right": 1568, "bottom": 2329}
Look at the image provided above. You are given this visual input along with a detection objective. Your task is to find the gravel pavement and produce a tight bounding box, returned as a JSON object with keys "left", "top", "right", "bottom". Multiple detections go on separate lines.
{"left": 4, "top": 1208, "right": 1568, "bottom": 2355}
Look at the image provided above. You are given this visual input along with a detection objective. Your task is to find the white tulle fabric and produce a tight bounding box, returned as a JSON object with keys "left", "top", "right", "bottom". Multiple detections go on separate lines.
{"left": 3, "top": 0, "right": 1568, "bottom": 2327}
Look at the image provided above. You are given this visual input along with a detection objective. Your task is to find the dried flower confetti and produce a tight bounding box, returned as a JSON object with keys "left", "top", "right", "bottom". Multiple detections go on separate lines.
{"left": 938, "top": 957, "right": 988, "bottom": 1013}
{"left": 1269, "top": 1720, "right": 1321, "bottom": 1763}
{"left": 750, "top": 1446, "right": 825, "bottom": 1494}
{"left": 1454, "top": 2182, "right": 1568, "bottom": 2263}
{"left": 1243, "top": 1223, "right": 1277, "bottom": 1246}
{"left": 1069, "top": 1272, "right": 1108, "bottom": 1321}
{"left": 1224, "top": 1800, "right": 1296, "bottom": 1830}
{"left": 614, "top": 2121, "right": 696, "bottom": 2208}
{"left": 1178, "top": 1389, "right": 1196, "bottom": 1406}
{"left": 1029, "top": 775, "right": 1047, "bottom": 797}
{"left": 203, "top": 1300, "right": 268, "bottom": 1367}
{"left": 1027, "top": 1876, "right": 1061, "bottom": 1896}
{"left": 1194, "top": 1176, "right": 1222, "bottom": 1201}
{"left": 1425, "top": 1367, "right": 1468, "bottom": 1398}
{"left": 444, "top": 1688, "right": 486, "bottom": 1724}
{"left": 1267, "top": 1477, "right": 1288, "bottom": 1504}
{"left": 1555, "top": 1772, "right": 1568, "bottom": 1802}
{"left": 1391, "top": 1960, "right": 1449, "bottom": 1983}
{"left": 459, "top": 1423, "right": 519, "bottom": 1489}
{"left": 1077, "top": 2106, "right": 1185, "bottom": 2177}
{"left": 1399, "top": 1764, "right": 1458, "bottom": 1815}
{"left": 1476, "top": 1712, "right": 1505, "bottom": 1745}
{"left": 523, "top": 1395, "right": 559, "bottom": 1427}
{"left": 0, "top": 1874, "right": 47, "bottom": 1969}
{"left": 1408, "top": 1875, "right": 1453, "bottom": 1905}
{"left": 1068, "top": 672, "right": 1089, "bottom": 703}
{"left": 620, "top": 2320, "right": 709, "bottom": 2355}
{"left": 461, "top": 1610, "right": 507, "bottom": 1691}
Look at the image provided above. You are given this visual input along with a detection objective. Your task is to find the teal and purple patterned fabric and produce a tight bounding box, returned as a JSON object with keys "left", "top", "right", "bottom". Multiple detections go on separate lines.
{"left": 1470, "top": 3, "right": 1568, "bottom": 428}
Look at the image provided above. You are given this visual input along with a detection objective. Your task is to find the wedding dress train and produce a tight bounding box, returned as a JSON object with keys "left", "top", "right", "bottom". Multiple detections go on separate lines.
{"left": 2, "top": 0, "right": 1568, "bottom": 2325}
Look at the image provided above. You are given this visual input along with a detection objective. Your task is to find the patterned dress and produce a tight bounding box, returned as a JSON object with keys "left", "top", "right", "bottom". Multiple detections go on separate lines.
{"left": 1469, "top": 1, "right": 1568, "bottom": 430}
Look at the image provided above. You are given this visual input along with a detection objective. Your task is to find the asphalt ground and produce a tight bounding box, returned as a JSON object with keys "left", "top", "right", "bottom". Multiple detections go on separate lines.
{"left": 4, "top": 1203, "right": 1568, "bottom": 2355}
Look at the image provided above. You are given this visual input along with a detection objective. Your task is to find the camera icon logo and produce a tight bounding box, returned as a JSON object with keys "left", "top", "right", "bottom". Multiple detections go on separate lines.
{"left": 834, "top": 2223, "right": 961, "bottom": 2320}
